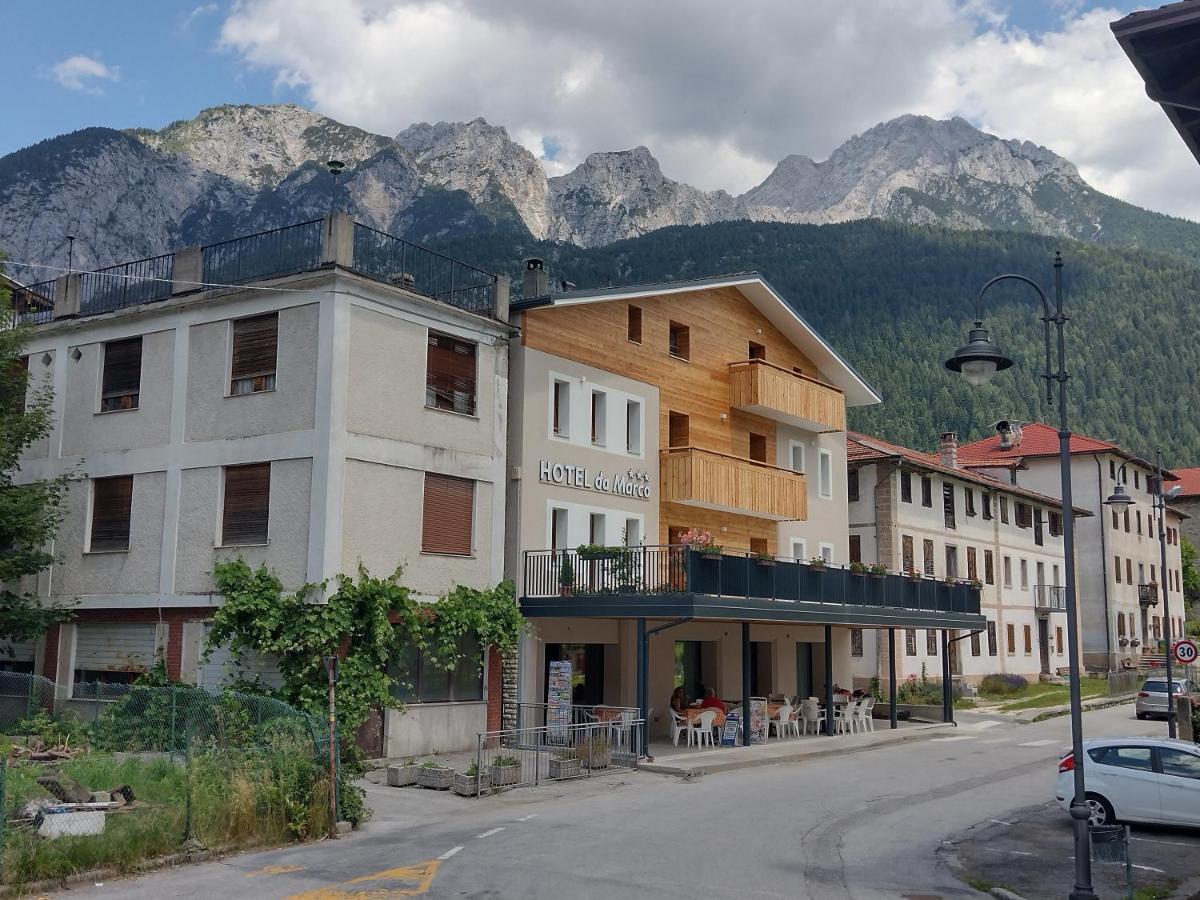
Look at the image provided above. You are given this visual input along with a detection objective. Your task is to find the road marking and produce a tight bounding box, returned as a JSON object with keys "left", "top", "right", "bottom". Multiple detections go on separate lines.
{"left": 1131, "top": 836, "right": 1195, "bottom": 848}
{"left": 288, "top": 858, "right": 444, "bottom": 898}
{"left": 1132, "top": 863, "right": 1166, "bottom": 874}
{"left": 989, "top": 819, "right": 1014, "bottom": 826}
{"left": 1017, "top": 739, "right": 1058, "bottom": 747}
{"left": 249, "top": 864, "right": 304, "bottom": 877}
{"left": 516, "top": 813, "right": 538, "bottom": 821}
{"left": 438, "top": 846, "right": 463, "bottom": 860}
{"left": 931, "top": 736, "right": 975, "bottom": 743}
{"left": 476, "top": 827, "right": 504, "bottom": 838}
{"left": 980, "top": 738, "right": 1011, "bottom": 744}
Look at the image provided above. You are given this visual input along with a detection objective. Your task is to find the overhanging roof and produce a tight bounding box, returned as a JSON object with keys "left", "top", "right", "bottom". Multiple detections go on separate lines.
{"left": 513, "top": 273, "right": 882, "bottom": 408}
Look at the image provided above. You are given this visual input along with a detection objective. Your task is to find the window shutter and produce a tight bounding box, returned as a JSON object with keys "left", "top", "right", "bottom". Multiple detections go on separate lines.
{"left": 422, "top": 473, "right": 474, "bottom": 555}
{"left": 101, "top": 337, "right": 142, "bottom": 409}
{"left": 91, "top": 476, "right": 133, "bottom": 551}
{"left": 222, "top": 463, "right": 271, "bottom": 545}
{"left": 231, "top": 314, "right": 278, "bottom": 381}
{"left": 426, "top": 332, "right": 477, "bottom": 415}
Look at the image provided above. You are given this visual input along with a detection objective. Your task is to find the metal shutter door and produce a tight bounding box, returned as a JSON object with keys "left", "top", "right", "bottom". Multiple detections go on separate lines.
{"left": 74, "top": 624, "right": 157, "bottom": 672}
{"left": 198, "top": 626, "right": 284, "bottom": 690}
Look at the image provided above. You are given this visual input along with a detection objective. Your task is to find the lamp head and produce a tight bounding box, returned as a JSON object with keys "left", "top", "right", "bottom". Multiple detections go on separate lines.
{"left": 1104, "top": 483, "right": 1134, "bottom": 507}
{"left": 1164, "top": 484, "right": 1182, "bottom": 502}
{"left": 945, "top": 322, "right": 1014, "bottom": 387}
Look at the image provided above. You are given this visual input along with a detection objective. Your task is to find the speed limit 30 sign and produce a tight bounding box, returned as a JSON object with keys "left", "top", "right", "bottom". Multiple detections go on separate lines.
{"left": 1173, "top": 639, "right": 1198, "bottom": 666}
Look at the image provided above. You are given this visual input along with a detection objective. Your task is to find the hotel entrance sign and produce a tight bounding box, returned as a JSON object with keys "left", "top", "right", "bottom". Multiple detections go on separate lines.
{"left": 538, "top": 459, "right": 652, "bottom": 501}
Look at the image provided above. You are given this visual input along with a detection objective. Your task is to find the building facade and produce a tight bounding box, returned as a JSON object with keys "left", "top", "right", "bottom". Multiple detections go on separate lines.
{"left": 958, "top": 423, "right": 1186, "bottom": 672}
{"left": 8, "top": 215, "right": 510, "bottom": 756}
{"left": 847, "top": 431, "right": 1084, "bottom": 688}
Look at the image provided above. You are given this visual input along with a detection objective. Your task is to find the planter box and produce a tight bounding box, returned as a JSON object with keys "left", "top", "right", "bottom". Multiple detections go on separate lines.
{"left": 488, "top": 763, "right": 521, "bottom": 787}
{"left": 612, "top": 751, "right": 637, "bottom": 769}
{"left": 871, "top": 703, "right": 911, "bottom": 721}
{"left": 386, "top": 763, "right": 419, "bottom": 787}
{"left": 452, "top": 772, "right": 488, "bottom": 797}
{"left": 416, "top": 766, "right": 454, "bottom": 790}
{"left": 579, "top": 748, "right": 611, "bottom": 770}
{"left": 548, "top": 757, "right": 580, "bottom": 780}
{"left": 893, "top": 703, "right": 949, "bottom": 723}
{"left": 755, "top": 559, "right": 777, "bottom": 568}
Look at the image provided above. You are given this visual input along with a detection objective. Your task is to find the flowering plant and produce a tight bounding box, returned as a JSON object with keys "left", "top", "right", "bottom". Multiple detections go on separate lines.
{"left": 678, "top": 529, "right": 722, "bottom": 554}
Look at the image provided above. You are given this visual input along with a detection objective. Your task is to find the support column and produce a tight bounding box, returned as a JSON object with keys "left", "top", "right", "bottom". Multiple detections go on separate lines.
{"left": 742, "top": 622, "right": 752, "bottom": 747}
{"left": 888, "top": 627, "right": 898, "bottom": 730}
{"left": 824, "top": 624, "right": 835, "bottom": 736}
{"left": 941, "top": 630, "right": 953, "bottom": 725}
{"left": 636, "top": 618, "right": 647, "bottom": 757}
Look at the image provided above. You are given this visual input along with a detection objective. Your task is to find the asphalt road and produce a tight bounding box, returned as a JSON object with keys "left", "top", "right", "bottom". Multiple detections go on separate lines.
{"left": 56, "top": 703, "right": 1169, "bottom": 900}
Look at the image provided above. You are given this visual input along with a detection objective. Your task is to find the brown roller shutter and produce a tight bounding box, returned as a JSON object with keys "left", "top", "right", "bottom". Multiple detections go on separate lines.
{"left": 91, "top": 475, "right": 133, "bottom": 551}
{"left": 422, "top": 473, "right": 474, "bottom": 555}
{"left": 222, "top": 463, "right": 271, "bottom": 545}
{"left": 101, "top": 337, "right": 142, "bottom": 411}
{"left": 230, "top": 313, "right": 278, "bottom": 393}
{"left": 425, "top": 332, "right": 477, "bottom": 415}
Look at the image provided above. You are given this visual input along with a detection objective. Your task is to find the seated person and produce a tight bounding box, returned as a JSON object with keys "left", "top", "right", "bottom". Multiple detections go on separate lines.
{"left": 699, "top": 687, "right": 727, "bottom": 713}
{"left": 670, "top": 686, "right": 686, "bottom": 714}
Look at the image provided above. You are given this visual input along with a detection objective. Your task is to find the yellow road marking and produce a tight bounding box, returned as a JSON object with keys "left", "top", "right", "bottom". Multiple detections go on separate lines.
{"left": 286, "top": 858, "right": 442, "bottom": 899}
{"left": 249, "top": 864, "right": 304, "bottom": 877}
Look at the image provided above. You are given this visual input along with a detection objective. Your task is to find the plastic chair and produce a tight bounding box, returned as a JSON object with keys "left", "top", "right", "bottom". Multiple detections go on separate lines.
{"left": 856, "top": 697, "right": 876, "bottom": 733}
{"left": 800, "top": 698, "right": 824, "bottom": 735}
{"left": 690, "top": 709, "right": 717, "bottom": 748}
{"left": 769, "top": 702, "right": 796, "bottom": 739}
{"left": 669, "top": 708, "right": 689, "bottom": 747}
{"left": 839, "top": 698, "right": 862, "bottom": 734}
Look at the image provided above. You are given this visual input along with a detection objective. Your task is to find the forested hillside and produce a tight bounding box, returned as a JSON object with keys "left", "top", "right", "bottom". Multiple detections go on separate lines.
{"left": 431, "top": 220, "right": 1200, "bottom": 462}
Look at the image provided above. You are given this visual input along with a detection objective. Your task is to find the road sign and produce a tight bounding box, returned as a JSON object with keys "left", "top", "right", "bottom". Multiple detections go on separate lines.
{"left": 1173, "top": 639, "right": 1198, "bottom": 666}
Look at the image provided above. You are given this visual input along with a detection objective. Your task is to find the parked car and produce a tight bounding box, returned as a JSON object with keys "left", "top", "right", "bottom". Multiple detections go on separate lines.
{"left": 1056, "top": 738, "right": 1200, "bottom": 827}
{"left": 1134, "top": 677, "right": 1196, "bottom": 720}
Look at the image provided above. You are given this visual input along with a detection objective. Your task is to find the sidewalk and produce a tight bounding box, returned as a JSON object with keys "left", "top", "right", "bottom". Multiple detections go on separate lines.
{"left": 641, "top": 720, "right": 951, "bottom": 776}
{"left": 993, "top": 693, "right": 1135, "bottom": 724}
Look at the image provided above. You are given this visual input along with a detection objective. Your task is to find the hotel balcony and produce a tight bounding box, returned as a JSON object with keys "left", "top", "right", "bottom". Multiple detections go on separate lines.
{"left": 728, "top": 360, "right": 846, "bottom": 432}
{"left": 660, "top": 447, "right": 807, "bottom": 521}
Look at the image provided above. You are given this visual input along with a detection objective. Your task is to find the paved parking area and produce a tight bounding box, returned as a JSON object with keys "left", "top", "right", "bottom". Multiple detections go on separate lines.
{"left": 942, "top": 802, "right": 1200, "bottom": 899}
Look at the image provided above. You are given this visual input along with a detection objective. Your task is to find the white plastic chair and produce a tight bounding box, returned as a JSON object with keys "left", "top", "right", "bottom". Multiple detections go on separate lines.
{"left": 690, "top": 709, "right": 717, "bottom": 748}
{"left": 769, "top": 702, "right": 797, "bottom": 739}
{"left": 856, "top": 697, "right": 876, "bottom": 733}
{"left": 669, "top": 708, "right": 688, "bottom": 747}
{"left": 840, "top": 698, "right": 863, "bottom": 734}
{"left": 800, "top": 698, "right": 824, "bottom": 735}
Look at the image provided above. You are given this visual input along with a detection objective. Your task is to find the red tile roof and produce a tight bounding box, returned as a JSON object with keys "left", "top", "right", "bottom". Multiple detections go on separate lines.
{"left": 1173, "top": 467, "right": 1200, "bottom": 498}
{"left": 956, "top": 422, "right": 1119, "bottom": 466}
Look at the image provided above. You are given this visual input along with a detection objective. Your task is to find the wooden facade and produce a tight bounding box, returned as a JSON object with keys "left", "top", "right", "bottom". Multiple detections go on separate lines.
{"left": 728, "top": 360, "right": 845, "bottom": 432}
{"left": 661, "top": 447, "right": 807, "bottom": 522}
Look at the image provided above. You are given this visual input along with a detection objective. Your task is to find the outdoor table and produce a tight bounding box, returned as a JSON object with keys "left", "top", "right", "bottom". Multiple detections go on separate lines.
{"left": 683, "top": 707, "right": 726, "bottom": 727}
{"left": 592, "top": 706, "right": 625, "bottom": 723}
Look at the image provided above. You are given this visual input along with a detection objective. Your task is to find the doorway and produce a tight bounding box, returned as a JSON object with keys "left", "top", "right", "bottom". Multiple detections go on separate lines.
{"left": 1038, "top": 619, "right": 1051, "bottom": 674}
{"left": 750, "top": 641, "right": 773, "bottom": 695}
{"left": 545, "top": 643, "right": 605, "bottom": 706}
{"left": 795, "top": 642, "right": 814, "bottom": 700}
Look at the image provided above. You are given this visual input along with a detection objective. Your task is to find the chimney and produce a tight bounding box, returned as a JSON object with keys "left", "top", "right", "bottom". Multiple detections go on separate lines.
{"left": 522, "top": 258, "right": 548, "bottom": 298}
{"left": 996, "top": 419, "right": 1023, "bottom": 450}
{"left": 939, "top": 431, "right": 959, "bottom": 469}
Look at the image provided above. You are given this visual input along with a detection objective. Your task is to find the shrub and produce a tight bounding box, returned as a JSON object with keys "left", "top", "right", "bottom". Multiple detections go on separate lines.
{"left": 978, "top": 673, "right": 1029, "bottom": 698}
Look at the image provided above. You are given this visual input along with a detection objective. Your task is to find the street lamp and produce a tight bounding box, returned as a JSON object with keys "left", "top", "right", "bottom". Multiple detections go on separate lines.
{"left": 945, "top": 252, "right": 1097, "bottom": 900}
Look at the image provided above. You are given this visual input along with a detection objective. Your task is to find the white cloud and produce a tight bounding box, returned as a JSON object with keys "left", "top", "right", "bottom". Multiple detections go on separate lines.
{"left": 218, "top": 0, "right": 1200, "bottom": 220}
{"left": 180, "top": 3, "right": 220, "bottom": 32}
{"left": 50, "top": 54, "right": 120, "bottom": 94}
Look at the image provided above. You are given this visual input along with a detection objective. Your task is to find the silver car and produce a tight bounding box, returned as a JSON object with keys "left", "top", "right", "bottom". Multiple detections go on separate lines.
{"left": 1134, "top": 676, "right": 1195, "bottom": 720}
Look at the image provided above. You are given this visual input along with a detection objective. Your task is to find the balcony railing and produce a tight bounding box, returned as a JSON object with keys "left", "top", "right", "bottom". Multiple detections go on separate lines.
{"left": 79, "top": 253, "right": 174, "bottom": 315}
{"left": 1033, "top": 584, "right": 1067, "bottom": 613}
{"left": 523, "top": 546, "right": 980, "bottom": 617}
{"left": 660, "top": 446, "right": 807, "bottom": 521}
{"left": 11, "top": 280, "right": 56, "bottom": 325}
{"left": 1138, "top": 582, "right": 1159, "bottom": 606}
{"left": 728, "top": 359, "right": 846, "bottom": 432}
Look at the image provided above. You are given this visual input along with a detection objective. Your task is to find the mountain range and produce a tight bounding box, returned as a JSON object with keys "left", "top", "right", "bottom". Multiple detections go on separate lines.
{"left": 4, "top": 104, "right": 1200, "bottom": 272}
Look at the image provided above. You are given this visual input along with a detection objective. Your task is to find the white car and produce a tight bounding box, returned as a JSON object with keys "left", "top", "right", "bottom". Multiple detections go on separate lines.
{"left": 1056, "top": 737, "right": 1200, "bottom": 828}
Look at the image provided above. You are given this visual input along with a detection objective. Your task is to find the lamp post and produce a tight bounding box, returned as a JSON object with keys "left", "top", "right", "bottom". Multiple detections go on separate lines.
{"left": 945, "top": 252, "right": 1096, "bottom": 900}
{"left": 1104, "top": 454, "right": 1182, "bottom": 738}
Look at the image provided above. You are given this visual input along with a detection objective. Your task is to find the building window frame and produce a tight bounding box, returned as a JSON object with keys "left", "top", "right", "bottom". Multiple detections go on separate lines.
{"left": 228, "top": 312, "right": 279, "bottom": 397}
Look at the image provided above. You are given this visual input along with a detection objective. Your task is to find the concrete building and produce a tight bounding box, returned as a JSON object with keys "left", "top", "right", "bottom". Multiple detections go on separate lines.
{"left": 506, "top": 270, "right": 985, "bottom": 744}
{"left": 958, "top": 423, "right": 1186, "bottom": 672}
{"left": 846, "top": 431, "right": 1088, "bottom": 688}
{"left": 9, "top": 214, "right": 510, "bottom": 756}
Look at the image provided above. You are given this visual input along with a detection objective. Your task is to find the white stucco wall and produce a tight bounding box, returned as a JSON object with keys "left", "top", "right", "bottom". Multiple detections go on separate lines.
{"left": 778, "top": 426, "right": 849, "bottom": 563}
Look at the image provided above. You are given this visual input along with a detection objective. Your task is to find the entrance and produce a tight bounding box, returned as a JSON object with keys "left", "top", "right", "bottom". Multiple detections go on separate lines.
{"left": 750, "top": 641, "right": 773, "bottom": 695}
{"left": 545, "top": 643, "right": 605, "bottom": 706}
{"left": 1038, "top": 619, "right": 1051, "bottom": 674}
{"left": 795, "top": 642, "right": 814, "bottom": 699}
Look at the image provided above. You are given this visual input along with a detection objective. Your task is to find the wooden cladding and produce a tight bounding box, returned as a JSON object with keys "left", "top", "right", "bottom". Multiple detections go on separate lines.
{"left": 660, "top": 447, "right": 807, "bottom": 521}
{"left": 728, "top": 360, "right": 845, "bottom": 431}
{"left": 222, "top": 463, "right": 271, "bottom": 546}
{"left": 100, "top": 337, "right": 142, "bottom": 412}
{"left": 422, "top": 473, "right": 474, "bottom": 556}
{"left": 230, "top": 313, "right": 278, "bottom": 395}
{"left": 90, "top": 476, "right": 133, "bottom": 552}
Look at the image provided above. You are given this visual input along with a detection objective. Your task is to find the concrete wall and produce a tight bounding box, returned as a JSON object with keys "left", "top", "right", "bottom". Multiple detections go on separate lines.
{"left": 778, "top": 425, "right": 849, "bottom": 562}
{"left": 384, "top": 702, "right": 488, "bottom": 758}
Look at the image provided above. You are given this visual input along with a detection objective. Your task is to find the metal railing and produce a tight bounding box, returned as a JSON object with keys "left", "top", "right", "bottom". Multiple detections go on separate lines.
{"left": 202, "top": 219, "right": 324, "bottom": 286}
{"left": 352, "top": 223, "right": 497, "bottom": 315}
{"left": 513, "top": 702, "right": 641, "bottom": 733}
{"left": 524, "top": 545, "right": 981, "bottom": 616}
{"left": 79, "top": 253, "right": 174, "bottom": 314}
{"left": 10, "top": 281, "right": 55, "bottom": 325}
{"left": 1034, "top": 584, "right": 1067, "bottom": 612}
{"left": 1137, "top": 583, "right": 1159, "bottom": 606}
{"left": 472, "top": 717, "right": 643, "bottom": 796}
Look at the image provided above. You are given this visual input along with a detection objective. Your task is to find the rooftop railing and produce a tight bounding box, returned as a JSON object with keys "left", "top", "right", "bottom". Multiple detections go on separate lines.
{"left": 201, "top": 219, "right": 324, "bottom": 287}
{"left": 11, "top": 280, "right": 56, "bottom": 325}
{"left": 79, "top": 253, "right": 174, "bottom": 315}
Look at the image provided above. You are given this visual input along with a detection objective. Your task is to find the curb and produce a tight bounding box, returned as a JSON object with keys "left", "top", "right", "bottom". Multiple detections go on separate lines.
{"left": 0, "top": 848, "right": 213, "bottom": 898}
{"left": 1029, "top": 695, "right": 1135, "bottom": 723}
{"left": 990, "top": 889, "right": 1026, "bottom": 900}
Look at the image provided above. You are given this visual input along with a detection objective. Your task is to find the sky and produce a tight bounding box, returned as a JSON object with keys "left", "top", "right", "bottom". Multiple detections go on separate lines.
{"left": 6, "top": 0, "right": 1200, "bottom": 221}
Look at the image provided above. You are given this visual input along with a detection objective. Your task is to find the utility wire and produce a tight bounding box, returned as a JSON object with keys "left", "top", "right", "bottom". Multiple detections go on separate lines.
{"left": 1, "top": 259, "right": 316, "bottom": 295}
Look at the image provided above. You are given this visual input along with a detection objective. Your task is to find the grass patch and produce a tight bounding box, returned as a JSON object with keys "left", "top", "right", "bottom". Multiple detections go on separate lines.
{"left": 997, "top": 677, "right": 1109, "bottom": 712}
{"left": 1132, "top": 881, "right": 1175, "bottom": 900}
{"left": 955, "top": 698, "right": 977, "bottom": 709}
{"left": 964, "top": 874, "right": 993, "bottom": 892}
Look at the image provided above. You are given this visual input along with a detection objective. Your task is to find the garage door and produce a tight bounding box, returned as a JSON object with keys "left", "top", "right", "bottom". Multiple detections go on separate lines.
{"left": 0, "top": 639, "right": 35, "bottom": 673}
{"left": 197, "top": 625, "right": 284, "bottom": 691}
{"left": 74, "top": 623, "right": 158, "bottom": 675}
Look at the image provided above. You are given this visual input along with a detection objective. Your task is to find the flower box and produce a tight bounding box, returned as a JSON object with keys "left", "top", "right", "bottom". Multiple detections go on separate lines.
{"left": 700, "top": 551, "right": 721, "bottom": 561}
{"left": 488, "top": 761, "right": 521, "bottom": 787}
{"left": 416, "top": 765, "right": 454, "bottom": 790}
{"left": 548, "top": 756, "right": 580, "bottom": 780}
{"left": 386, "top": 763, "right": 419, "bottom": 787}
{"left": 754, "top": 558, "right": 776, "bottom": 567}
{"left": 452, "top": 771, "right": 488, "bottom": 797}
{"left": 611, "top": 751, "right": 637, "bottom": 769}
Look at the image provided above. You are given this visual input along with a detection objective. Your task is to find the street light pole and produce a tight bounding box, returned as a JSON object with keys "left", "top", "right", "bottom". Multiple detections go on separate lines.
{"left": 1155, "top": 448, "right": 1178, "bottom": 739}
{"left": 945, "top": 252, "right": 1097, "bottom": 900}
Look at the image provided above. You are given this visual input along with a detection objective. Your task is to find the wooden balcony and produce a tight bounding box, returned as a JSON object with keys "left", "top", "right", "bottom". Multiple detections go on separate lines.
{"left": 728, "top": 360, "right": 846, "bottom": 432}
{"left": 661, "top": 447, "right": 807, "bottom": 521}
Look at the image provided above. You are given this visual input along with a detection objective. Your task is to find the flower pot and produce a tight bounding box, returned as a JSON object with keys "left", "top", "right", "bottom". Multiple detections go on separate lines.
{"left": 548, "top": 757, "right": 580, "bottom": 780}
{"left": 755, "top": 559, "right": 776, "bottom": 568}
{"left": 870, "top": 573, "right": 886, "bottom": 580}
{"left": 452, "top": 771, "right": 488, "bottom": 797}
{"left": 417, "top": 766, "right": 454, "bottom": 790}
{"left": 559, "top": 587, "right": 572, "bottom": 597}
{"left": 386, "top": 763, "right": 419, "bottom": 787}
{"left": 701, "top": 553, "right": 721, "bottom": 561}
{"left": 488, "top": 762, "right": 521, "bottom": 787}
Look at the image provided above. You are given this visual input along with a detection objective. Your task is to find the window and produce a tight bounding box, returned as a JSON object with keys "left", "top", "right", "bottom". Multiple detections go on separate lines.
{"left": 1049, "top": 512, "right": 1062, "bottom": 537}
{"left": 421, "top": 473, "right": 473, "bottom": 556}
{"left": 626, "top": 400, "right": 642, "bottom": 454}
{"left": 627, "top": 305, "right": 642, "bottom": 343}
{"left": 550, "top": 508, "right": 567, "bottom": 550}
{"left": 1006, "top": 623, "right": 1016, "bottom": 655}
{"left": 1016, "top": 502, "right": 1030, "bottom": 529}
{"left": 850, "top": 628, "right": 863, "bottom": 657}
{"left": 668, "top": 411, "right": 689, "bottom": 448}
{"left": 902, "top": 535, "right": 914, "bottom": 572}
{"left": 1112, "top": 510, "right": 1119, "bottom": 530}
{"left": 999, "top": 497, "right": 1009, "bottom": 524}
{"left": 1092, "top": 746, "right": 1152, "bottom": 772}
{"left": 967, "top": 546, "right": 977, "bottom": 581}
{"left": 1053, "top": 564, "right": 1060, "bottom": 586}
{"left": 965, "top": 489, "right": 976, "bottom": 518}
{"left": 748, "top": 341, "right": 766, "bottom": 361}
{"left": 230, "top": 313, "right": 278, "bottom": 395}
{"left": 1159, "top": 748, "right": 1200, "bottom": 780}
{"left": 668, "top": 321, "right": 690, "bottom": 360}
{"left": 1114, "top": 555, "right": 1122, "bottom": 583}
{"left": 905, "top": 629, "right": 917, "bottom": 656}
{"left": 624, "top": 518, "right": 641, "bottom": 546}
{"left": 1117, "top": 614, "right": 1126, "bottom": 639}
{"left": 943, "top": 483, "right": 956, "bottom": 529}
{"left": 1020, "top": 559, "right": 1029, "bottom": 590}
{"left": 1109, "top": 460, "right": 1116, "bottom": 479}
{"left": 1123, "top": 509, "right": 1130, "bottom": 533}
{"left": 1148, "top": 518, "right": 1153, "bottom": 538}
{"left": 926, "top": 630, "right": 938, "bottom": 656}
{"left": 818, "top": 543, "right": 834, "bottom": 564}
{"left": 984, "top": 550, "right": 994, "bottom": 585}
{"left": 791, "top": 538, "right": 807, "bottom": 561}
{"left": 945, "top": 545, "right": 958, "bottom": 578}
{"left": 900, "top": 471, "right": 912, "bottom": 503}
{"left": 1033, "top": 509, "right": 1044, "bottom": 546}
{"left": 552, "top": 379, "right": 570, "bottom": 436}
{"left": 982, "top": 493, "right": 992, "bottom": 520}
{"left": 749, "top": 433, "right": 767, "bottom": 463}
{"left": 921, "top": 476, "right": 932, "bottom": 507}
{"left": 1023, "top": 624, "right": 1032, "bottom": 655}
{"left": 789, "top": 442, "right": 806, "bottom": 473}
{"left": 923, "top": 539, "right": 935, "bottom": 576}
{"left": 89, "top": 476, "right": 133, "bottom": 552}
{"left": 1003, "top": 555, "right": 1012, "bottom": 588}
{"left": 818, "top": 449, "right": 833, "bottom": 500}
{"left": 221, "top": 463, "right": 271, "bottom": 546}
{"left": 1126, "top": 558, "right": 1133, "bottom": 585}
{"left": 987, "top": 620, "right": 997, "bottom": 656}
{"left": 100, "top": 337, "right": 142, "bottom": 411}
{"left": 590, "top": 390, "right": 607, "bottom": 445}
{"left": 1136, "top": 510, "right": 1142, "bottom": 535}
{"left": 589, "top": 513, "right": 606, "bottom": 545}
{"left": 849, "top": 535, "right": 862, "bottom": 564}
{"left": 847, "top": 468, "right": 859, "bottom": 502}
{"left": 425, "top": 331, "right": 476, "bottom": 415}
{"left": 1056, "top": 626, "right": 1064, "bottom": 655}
{"left": 389, "top": 633, "right": 483, "bottom": 703}
{"left": 1134, "top": 470, "right": 1140, "bottom": 489}
{"left": 970, "top": 630, "right": 981, "bottom": 657}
